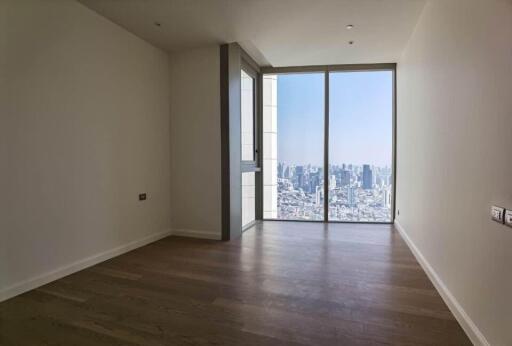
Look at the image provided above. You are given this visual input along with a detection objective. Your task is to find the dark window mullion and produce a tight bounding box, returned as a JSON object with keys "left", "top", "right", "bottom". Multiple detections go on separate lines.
{"left": 324, "top": 70, "right": 329, "bottom": 222}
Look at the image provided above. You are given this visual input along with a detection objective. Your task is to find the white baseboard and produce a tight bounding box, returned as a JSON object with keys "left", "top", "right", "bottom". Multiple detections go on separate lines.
{"left": 171, "top": 228, "right": 221, "bottom": 240}
{"left": 394, "top": 221, "right": 489, "bottom": 346}
{"left": 0, "top": 229, "right": 172, "bottom": 303}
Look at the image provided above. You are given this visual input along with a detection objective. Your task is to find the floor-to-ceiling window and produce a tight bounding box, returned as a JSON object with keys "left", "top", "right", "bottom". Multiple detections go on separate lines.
{"left": 262, "top": 66, "right": 394, "bottom": 223}
{"left": 263, "top": 73, "right": 325, "bottom": 220}
{"left": 328, "top": 71, "right": 393, "bottom": 222}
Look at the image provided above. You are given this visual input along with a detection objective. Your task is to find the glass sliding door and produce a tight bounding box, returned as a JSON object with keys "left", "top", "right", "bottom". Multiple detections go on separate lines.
{"left": 328, "top": 71, "right": 393, "bottom": 222}
{"left": 263, "top": 73, "right": 325, "bottom": 220}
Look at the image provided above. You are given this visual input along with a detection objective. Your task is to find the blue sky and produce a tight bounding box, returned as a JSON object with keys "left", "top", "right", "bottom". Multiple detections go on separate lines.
{"left": 277, "top": 71, "right": 393, "bottom": 167}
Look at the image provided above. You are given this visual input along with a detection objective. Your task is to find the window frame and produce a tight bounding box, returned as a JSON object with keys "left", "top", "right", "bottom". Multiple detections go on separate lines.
{"left": 259, "top": 63, "right": 397, "bottom": 224}
{"left": 240, "top": 60, "right": 260, "bottom": 173}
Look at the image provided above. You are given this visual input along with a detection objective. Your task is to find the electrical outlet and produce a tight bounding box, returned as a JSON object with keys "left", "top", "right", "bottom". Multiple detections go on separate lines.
{"left": 491, "top": 206, "right": 505, "bottom": 223}
{"left": 504, "top": 210, "right": 512, "bottom": 228}
{"left": 139, "top": 193, "right": 147, "bottom": 201}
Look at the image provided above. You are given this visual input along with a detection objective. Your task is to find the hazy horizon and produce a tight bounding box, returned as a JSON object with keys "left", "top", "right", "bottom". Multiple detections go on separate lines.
{"left": 277, "top": 71, "right": 393, "bottom": 167}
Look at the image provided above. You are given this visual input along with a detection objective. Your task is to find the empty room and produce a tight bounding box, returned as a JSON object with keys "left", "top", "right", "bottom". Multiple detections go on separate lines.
{"left": 1, "top": 0, "right": 511, "bottom": 345}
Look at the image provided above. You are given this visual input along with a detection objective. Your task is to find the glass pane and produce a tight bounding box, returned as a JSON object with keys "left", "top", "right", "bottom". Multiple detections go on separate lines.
{"left": 263, "top": 73, "right": 324, "bottom": 220}
{"left": 242, "top": 172, "right": 256, "bottom": 228}
{"left": 328, "top": 71, "right": 393, "bottom": 222}
{"left": 241, "top": 69, "right": 254, "bottom": 161}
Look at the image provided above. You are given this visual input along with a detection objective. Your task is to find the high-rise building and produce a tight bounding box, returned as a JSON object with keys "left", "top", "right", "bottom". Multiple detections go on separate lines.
{"left": 309, "top": 171, "right": 320, "bottom": 193}
{"left": 382, "top": 188, "right": 392, "bottom": 208}
{"left": 376, "top": 174, "right": 383, "bottom": 187}
{"left": 289, "top": 165, "right": 295, "bottom": 179}
{"left": 283, "top": 166, "right": 290, "bottom": 179}
{"left": 362, "top": 164, "right": 373, "bottom": 190}
{"left": 348, "top": 186, "right": 356, "bottom": 206}
{"left": 295, "top": 166, "right": 305, "bottom": 190}
{"left": 339, "top": 170, "right": 350, "bottom": 186}
{"left": 329, "top": 174, "right": 336, "bottom": 190}
{"left": 315, "top": 185, "right": 323, "bottom": 206}
{"left": 277, "top": 162, "right": 284, "bottom": 179}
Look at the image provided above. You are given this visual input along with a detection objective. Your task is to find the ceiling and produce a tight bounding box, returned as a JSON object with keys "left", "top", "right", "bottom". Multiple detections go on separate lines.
{"left": 78, "top": 0, "right": 425, "bottom": 67}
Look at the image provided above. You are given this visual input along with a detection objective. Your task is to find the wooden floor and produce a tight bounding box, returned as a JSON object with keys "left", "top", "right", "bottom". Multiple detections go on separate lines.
{"left": 0, "top": 222, "right": 471, "bottom": 345}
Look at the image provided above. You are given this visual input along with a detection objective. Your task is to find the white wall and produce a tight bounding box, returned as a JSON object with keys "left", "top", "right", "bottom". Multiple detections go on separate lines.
{"left": 396, "top": 1, "right": 512, "bottom": 344}
{"left": 0, "top": 0, "right": 171, "bottom": 300}
{"left": 169, "top": 46, "right": 222, "bottom": 240}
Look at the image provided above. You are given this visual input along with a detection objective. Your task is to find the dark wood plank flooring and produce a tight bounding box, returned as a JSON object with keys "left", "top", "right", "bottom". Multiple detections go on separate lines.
{"left": 0, "top": 222, "right": 471, "bottom": 345}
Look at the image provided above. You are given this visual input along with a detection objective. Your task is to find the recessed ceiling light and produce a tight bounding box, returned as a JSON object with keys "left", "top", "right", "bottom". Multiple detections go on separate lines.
{"left": 346, "top": 24, "right": 354, "bottom": 30}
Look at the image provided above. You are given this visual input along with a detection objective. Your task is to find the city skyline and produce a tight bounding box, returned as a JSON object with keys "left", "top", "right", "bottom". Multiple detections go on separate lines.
{"left": 274, "top": 160, "right": 392, "bottom": 222}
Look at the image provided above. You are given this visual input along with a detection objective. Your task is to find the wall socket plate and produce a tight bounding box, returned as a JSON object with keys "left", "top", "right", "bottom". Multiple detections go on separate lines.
{"left": 491, "top": 206, "right": 505, "bottom": 223}
{"left": 504, "top": 210, "right": 512, "bottom": 228}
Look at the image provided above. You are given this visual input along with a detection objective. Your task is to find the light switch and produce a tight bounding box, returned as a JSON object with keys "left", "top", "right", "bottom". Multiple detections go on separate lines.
{"left": 491, "top": 206, "right": 505, "bottom": 223}
{"left": 504, "top": 210, "right": 512, "bottom": 228}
